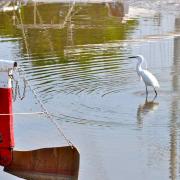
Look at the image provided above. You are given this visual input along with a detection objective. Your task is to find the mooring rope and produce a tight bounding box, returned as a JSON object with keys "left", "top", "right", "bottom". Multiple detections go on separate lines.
{"left": 0, "top": 112, "right": 44, "bottom": 116}
{"left": 18, "top": 67, "right": 74, "bottom": 148}
{"left": 12, "top": 1, "right": 76, "bottom": 148}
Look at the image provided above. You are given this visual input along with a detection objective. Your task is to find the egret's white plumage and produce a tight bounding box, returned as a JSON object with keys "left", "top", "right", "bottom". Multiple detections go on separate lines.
{"left": 129, "top": 55, "right": 160, "bottom": 97}
{"left": 140, "top": 70, "right": 160, "bottom": 88}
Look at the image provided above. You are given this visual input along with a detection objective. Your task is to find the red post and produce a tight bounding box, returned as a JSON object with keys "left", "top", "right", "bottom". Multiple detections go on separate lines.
{"left": 0, "top": 88, "right": 14, "bottom": 166}
{"left": 0, "top": 60, "right": 16, "bottom": 166}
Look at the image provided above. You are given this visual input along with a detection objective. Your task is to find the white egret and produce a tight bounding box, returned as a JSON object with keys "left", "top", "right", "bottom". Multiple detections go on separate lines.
{"left": 129, "top": 55, "right": 160, "bottom": 97}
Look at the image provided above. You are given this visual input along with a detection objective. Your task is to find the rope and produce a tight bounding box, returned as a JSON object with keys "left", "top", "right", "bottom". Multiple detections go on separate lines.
{"left": 0, "top": 112, "right": 44, "bottom": 116}
{"left": 19, "top": 68, "right": 74, "bottom": 148}
{"left": 13, "top": 2, "right": 76, "bottom": 148}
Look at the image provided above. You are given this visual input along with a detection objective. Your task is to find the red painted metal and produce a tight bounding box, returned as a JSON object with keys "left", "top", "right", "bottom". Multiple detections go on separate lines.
{"left": 0, "top": 88, "right": 14, "bottom": 166}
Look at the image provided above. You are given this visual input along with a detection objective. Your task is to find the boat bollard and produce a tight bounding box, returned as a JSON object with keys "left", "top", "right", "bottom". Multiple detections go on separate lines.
{"left": 0, "top": 60, "right": 17, "bottom": 166}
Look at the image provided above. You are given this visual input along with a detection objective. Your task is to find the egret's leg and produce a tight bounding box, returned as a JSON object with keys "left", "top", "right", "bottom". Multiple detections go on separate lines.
{"left": 145, "top": 86, "right": 148, "bottom": 97}
{"left": 154, "top": 88, "right": 157, "bottom": 97}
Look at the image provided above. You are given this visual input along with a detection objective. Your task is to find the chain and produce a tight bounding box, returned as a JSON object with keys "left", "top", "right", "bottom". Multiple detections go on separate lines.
{"left": 17, "top": 77, "right": 26, "bottom": 100}
{"left": 11, "top": 77, "right": 17, "bottom": 101}
{"left": 10, "top": 71, "right": 27, "bottom": 102}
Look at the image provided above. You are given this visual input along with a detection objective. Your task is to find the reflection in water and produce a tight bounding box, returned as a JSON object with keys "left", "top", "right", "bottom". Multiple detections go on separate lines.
{"left": 169, "top": 16, "right": 180, "bottom": 180}
{"left": 9, "top": 1, "right": 137, "bottom": 100}
{"left": 106, "top": 2, "right": 124, "bottom": 17}
{"left": 137, "top": 99, "right": 159, "bottom": 128}
{"left": 170, "top": 101, "right": 177, "bottom": 180}
{"left": 1, "top": 1, "right": 180, "bottom": 180}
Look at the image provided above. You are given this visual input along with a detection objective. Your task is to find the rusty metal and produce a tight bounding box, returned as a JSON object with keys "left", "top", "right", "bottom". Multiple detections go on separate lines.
{"left": 4, "top": 146, "right": 79, "bottom": 180}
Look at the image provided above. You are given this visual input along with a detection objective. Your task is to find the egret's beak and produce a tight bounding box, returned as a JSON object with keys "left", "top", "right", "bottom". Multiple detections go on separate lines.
{"left": 128, "top": 56, "right": 138, "bottom": 59}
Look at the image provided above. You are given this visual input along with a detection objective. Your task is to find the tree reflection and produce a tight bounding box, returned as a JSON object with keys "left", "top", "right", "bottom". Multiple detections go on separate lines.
{"left": 0, "top": 1, "right": 137, "bottom": 66}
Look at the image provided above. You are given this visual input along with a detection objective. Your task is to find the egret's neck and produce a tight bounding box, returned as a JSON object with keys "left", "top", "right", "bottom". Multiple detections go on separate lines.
{"left": 136, "top": 61, "right": 143, "bottom": 74}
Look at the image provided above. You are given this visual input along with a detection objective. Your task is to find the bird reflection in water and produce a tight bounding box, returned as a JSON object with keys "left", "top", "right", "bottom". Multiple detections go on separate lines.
{"left": 137, "top": 97, "right": 159, "bottom": 128}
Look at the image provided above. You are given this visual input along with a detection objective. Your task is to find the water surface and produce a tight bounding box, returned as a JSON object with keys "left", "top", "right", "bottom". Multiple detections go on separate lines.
{"left": 0, "top": 0, "right": 180, "bottom": 179}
